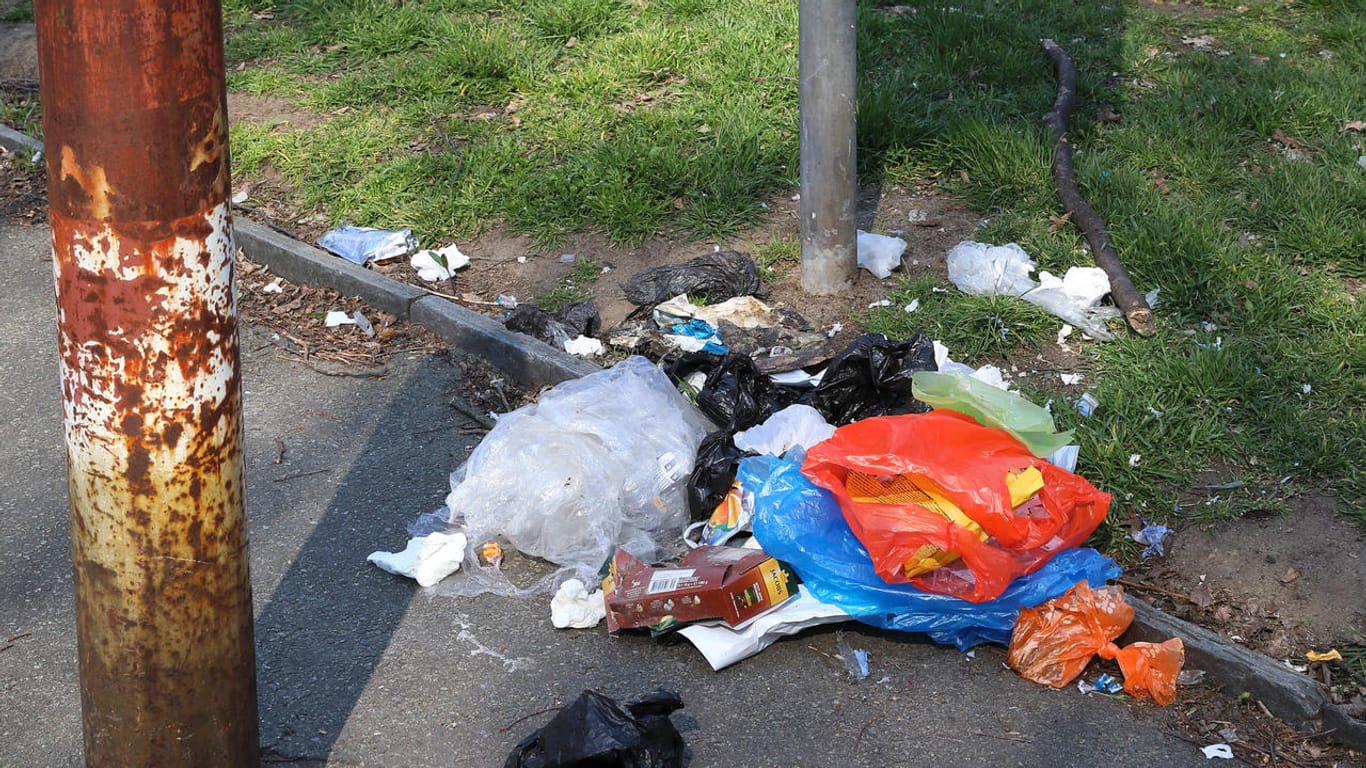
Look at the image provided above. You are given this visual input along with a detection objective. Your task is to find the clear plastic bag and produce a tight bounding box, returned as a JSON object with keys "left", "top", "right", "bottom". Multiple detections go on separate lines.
{"left": 435, "top": 357, "right": 711, "bottom": 595}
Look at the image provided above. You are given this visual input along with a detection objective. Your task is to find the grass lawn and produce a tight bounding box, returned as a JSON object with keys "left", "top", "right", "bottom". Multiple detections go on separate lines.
{"left": 6, "top": 0, "right": 1363, "bottom": 540}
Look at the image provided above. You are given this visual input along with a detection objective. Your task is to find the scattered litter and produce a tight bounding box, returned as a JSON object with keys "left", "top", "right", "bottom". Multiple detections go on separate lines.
{"left": 604, "top": 545, "right": 798, "bottom": 633}
{"left": 836, "top": 630, "right": 871, "bottom": 679}
{"left": 856, "top": 230, "right": 907, "bottom": 279}
{"left": 867, "top": 299, "right": 892, "bottom": 309}
{"left": 410, "top": 243, "right": 469, "bottom": 282}
{"left": 550, "top": 578, "right": 607, "bottom": 629}
{"left": 366, "top": 531, "right": 467, "bottom": 587}
{"left": 564, "top": 335, "right": 605, "bottom": 357}
{"left": 318, "top": 224, "right": 416, "bottom": 265}
{"left": 496, "top": 293, "right": 518, "bottom": 308}
{"left": 655, "top": 294, "right": 777, "bottom": 330}
{"left": 1300, "top": 383, "right": 1312, "bottom": 395}
{"left": 903, "top": 299, "right": 920, "bottom": 313}
{"left": 1147, "top": 406, "right": 1165, "bottom": 419}
{"left": 1129, "top": 453, "right": 1142, "bottom": 467}
{"left": 1359, "top": 156, "right": 1366, "bottom": 172}
{"left": 1056, "top": 324, "right": 1073, "bottom": 346}
{"left": 1130, "top": 522, "right": 1173, "bottom": 559}
{"left": 1306, "top": 649, "right": 1342, "bottom": 662}
{"left": 1075, "top": 392, "right": 1099, "bottom": 417}
{"left": 262, "top": 279, "right": 284, "bottom": 294}
{"left": 1201, "top": 744, "right": 1234, "bottom": 760}
{"left": 665, "top": 318, "right": 728, "bottom": 356}
{"left": 324, "top": 310, "right": 356, "bottom": 327}
{"left": 1059, "top": 373, "right": 1083, "bottom": 386}
{"left": 516, "top": 256, "right": 527, "bottom": 264}
{"left": 945, "top": 241, "right": 1120, "bottom": 339}
{"left": 807, "top": 333, "right": 937, "bottom": 426}
{"left": 352, "top": 310, "right": 376, "bottom": 338}
{"left": 1178, "top": 669, "right": 1207, "bottom": 686}
{"left": 1087, "top": 672, "right": 1124, "bottom": 694}
{"left": 504, "top": 690, "right": 685, "bottom": 768}
{"left": 827, "top": 322, "right": 843, "bottom": 338}
{"left": 623, "top": 250, "right": 760, "bottom": 306}
{"left": 558, "top": 253, "right": 577, "bottom": 263}
{"left": 677, "top": 585, "right": 848, "bottom": 671}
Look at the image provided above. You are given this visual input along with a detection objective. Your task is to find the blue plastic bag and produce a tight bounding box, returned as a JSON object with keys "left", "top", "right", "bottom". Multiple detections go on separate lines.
{"left": 743, "top": 454, "right": 1120, "bottom": 650}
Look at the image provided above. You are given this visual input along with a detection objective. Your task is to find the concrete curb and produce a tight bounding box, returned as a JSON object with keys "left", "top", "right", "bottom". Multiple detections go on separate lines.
{"left": 0, "top": 124, "right": 43, "bottom": 157}
{"left": 4, "top": 123, "right": 1361, "bottom": 749}
{"left": 231, "top": 219, "right": 600, "bottom": 389}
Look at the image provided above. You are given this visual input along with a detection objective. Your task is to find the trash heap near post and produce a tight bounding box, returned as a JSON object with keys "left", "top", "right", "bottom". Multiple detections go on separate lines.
{"left": 367, "top": 242, "right": 1183, "bottom": 707}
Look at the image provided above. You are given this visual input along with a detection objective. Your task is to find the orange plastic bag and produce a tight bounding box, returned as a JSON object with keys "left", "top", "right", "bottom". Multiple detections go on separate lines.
{"left": 1008, "top": 581, "right": 1132, "bottom": 687}
{"left": 1100, "top": 638, "right": 1185, "bottom": 706}
{"left": 801, "top": 411, "right": 1111, "bottom": 602}
{"left": 1008, "top": 582, "right": 1185, "bottom": 705}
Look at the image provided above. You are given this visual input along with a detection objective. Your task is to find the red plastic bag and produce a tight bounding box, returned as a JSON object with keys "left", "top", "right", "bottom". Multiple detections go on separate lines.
{"left": 1008, "top": 581, "right": 1132, "bottom": 687}
{"left": 801, "top": 411, "right": 1110, "bottom": 602}
{"left": 1009, "top": 582, "right": 1186, "bottom": 705}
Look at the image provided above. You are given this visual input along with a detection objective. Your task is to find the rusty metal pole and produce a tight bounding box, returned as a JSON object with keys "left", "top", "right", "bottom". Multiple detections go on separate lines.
{"left": 35, "top": 1, "right": 259, "bottom": 765}
{"left": 798, "top": 0, "right": 858, "bottom": 295}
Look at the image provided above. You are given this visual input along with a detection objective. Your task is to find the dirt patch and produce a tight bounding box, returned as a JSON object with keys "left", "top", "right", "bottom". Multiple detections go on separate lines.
{"left": 1130, "top": 496, "right": 1366, "bottom": 657}
{"left": 0, "top": 22, "right": 37, "bottom": 84}
{"left": 227, "top": 92, "right": 331, "bottom": 134}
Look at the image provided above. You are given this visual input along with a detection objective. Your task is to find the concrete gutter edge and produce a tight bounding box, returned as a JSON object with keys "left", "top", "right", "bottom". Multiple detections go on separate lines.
{"left": 5, "top": 123, "right": 1360, "bottom": 748}
{"left": 230, "top": 218, "right": 600, "bottom": 389}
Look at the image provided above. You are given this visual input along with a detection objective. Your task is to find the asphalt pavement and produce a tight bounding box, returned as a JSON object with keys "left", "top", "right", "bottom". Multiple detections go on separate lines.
{"left": 0, "top": 218, "right": 1232, "bottom": 767}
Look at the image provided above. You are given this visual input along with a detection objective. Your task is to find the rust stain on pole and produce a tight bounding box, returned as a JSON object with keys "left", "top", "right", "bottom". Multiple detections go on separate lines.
{"left": 36, "top": 1, "right": 259, "bottom": 765}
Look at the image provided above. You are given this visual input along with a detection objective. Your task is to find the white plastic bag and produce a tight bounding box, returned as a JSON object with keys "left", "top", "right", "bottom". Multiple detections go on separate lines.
{"left": 857, "top": 230, "right": 907, "bottom": 279}
{"left": 1019, "top": 267, "right": 1121, "bottom": 341}
{"left": 732, "top": 404, "right": 835, "bottom": 456}
{"left": 440, "top": 357, "right": 711, "bottom": 594}
{"left": 946, "top": 240, "right": 1038, "bottom": 296}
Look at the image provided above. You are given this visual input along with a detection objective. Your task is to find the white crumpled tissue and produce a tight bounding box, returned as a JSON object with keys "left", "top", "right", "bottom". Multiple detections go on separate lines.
{"left": 550, "top": 578, "right": 606, "bottom": 629}
{"left": 856, "top": 230, "right": 907, "bottom": 279}
{"left": 410, "top": 243, "right": 471, "bottom": 282}
{"left": 367, "top": 531, "right": 467, "bottom": 587}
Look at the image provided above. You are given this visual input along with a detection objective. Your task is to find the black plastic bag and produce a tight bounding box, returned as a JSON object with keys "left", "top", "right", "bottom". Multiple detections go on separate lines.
{"left": 687, "top": 430, "right": 745, "bottom": 521}
{"left": 505, "top": 300, "right": 602, "bottom": 349}
{"left": 669, "top": 353, "right": 802, "bottom": 432}
{"left": 504, "top": 689, "right": 686, "bottom": 768}
{"left": 807, "top": 333, "right": 937, "bottom": 425}
{"left": 623, "top": 251, "right": 760, "bottom": 306}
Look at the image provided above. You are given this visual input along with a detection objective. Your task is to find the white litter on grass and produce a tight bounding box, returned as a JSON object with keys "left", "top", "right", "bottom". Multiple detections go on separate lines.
{"left": 1300, "top": 383, "right": 1312, "bottom": 395}
{"left": 550, "top": 578, "right": 606, "bottom": 629}
{"left": 1056, "top": 324, "right": 1074, "bottom": 346}
{"left": 1129, "top": 453, "right": 1142, "bottom": 467}
{"left": 367, "top": 531, "right": 468, "bottom": 587}
{"left": 827, "top": 322, "right": 843, "bottom": 338}
{"left": 1201, "top": 744, "right": 1234, "bottom": 760}
{"left": 903, "top": 299, "right": 920, "bottom": 313}
{"left": 946, "top": 241, "right": 1121, "bottom": 339}
{"left": 1358, "top": 156, "right": 1366, "bottom": 172}
{"left": 325, "top": 311, "right": 356, "bottom": 327}
{"left": 411, "top": 243, "right": 470, "bottom": 282}
{"left": 868, "top": 299, "right": 892, "bottom": 309}
{"left": 1060, "top": 373, "right": 1084, "bottom": 386}
{"left": 564, "top": 335, "right": 605, "bottom": 357}
{"left": 932, "top": 340, "right": 1008, "bottom": 389}
{"left": 1147, "top": 406, "right": 1165, "bottom": 419}
{"left": 262, "top": 279, "right": 284, "bottom": 294}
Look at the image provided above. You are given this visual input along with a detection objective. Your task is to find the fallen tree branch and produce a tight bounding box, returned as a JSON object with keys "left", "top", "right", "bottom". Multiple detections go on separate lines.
{"left": 1041, "top": 39, "right": 1156, "bottom": 337}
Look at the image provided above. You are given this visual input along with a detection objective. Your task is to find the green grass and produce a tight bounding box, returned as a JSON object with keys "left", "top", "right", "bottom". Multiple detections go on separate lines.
{"left": 0, "top": 1, "right": 32, "bottom": 22}
{"left": 8, "top": 0, "right": 1360, "bottom": 537}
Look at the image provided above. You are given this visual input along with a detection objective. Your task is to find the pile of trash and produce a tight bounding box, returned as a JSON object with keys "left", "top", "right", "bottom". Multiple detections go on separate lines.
{"left": 345, "top": 222, "right": 1181, "bottom": 704}
{"left": 369, "top": 353, "right": 1182, "bottom": 706}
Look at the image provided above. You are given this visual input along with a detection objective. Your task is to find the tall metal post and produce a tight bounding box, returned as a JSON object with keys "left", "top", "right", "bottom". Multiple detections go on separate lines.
{"left": 35, "top": 1, "right": 260, "bottom": 765}
{"left": 798, "top": 0, "right": 858, "bottom": 295}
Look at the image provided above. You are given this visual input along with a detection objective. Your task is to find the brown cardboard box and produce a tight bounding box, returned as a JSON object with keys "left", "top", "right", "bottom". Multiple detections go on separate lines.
{"left": 604, "top": 545, "right": 798, "bottom": 633}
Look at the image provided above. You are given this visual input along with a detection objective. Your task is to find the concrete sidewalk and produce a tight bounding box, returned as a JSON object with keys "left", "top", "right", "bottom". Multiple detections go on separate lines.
{"left": 0, "top": 218, "right": 1228, "bottom": 767}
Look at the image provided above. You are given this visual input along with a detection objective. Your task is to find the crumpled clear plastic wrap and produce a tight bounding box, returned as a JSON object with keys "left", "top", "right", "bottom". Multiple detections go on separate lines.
{"left": 431, "top": 357, "right": 711, "bottom": 597}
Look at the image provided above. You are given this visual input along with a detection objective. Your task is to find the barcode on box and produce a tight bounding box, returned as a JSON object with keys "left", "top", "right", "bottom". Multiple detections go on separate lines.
{"left": 647, "top": 568, "right": 695, "bottom": 594}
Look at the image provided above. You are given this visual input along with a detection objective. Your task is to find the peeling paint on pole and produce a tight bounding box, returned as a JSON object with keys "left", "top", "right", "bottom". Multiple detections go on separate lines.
{"left": 36, "top": 1, "right": 259, "bottom": 765}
